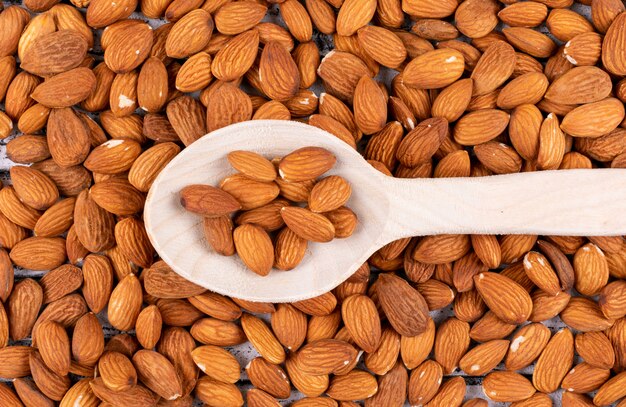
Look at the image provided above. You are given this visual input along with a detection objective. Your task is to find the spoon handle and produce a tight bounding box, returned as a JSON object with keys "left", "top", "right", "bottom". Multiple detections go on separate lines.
{"left": 383, "top": 168, "right": 626, "bottom": 238}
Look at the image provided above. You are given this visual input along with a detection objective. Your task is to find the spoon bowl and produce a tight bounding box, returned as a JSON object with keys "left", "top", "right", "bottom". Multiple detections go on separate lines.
{"left": 145, "top": 120, "right": 626, "bottom": 302}
{"left": 145, "top": 120, "right": 391, "bottom": 302}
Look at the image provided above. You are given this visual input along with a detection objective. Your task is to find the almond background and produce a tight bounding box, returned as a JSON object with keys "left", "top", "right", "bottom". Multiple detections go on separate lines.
{"left": 0, "top": 0, "right": 621, "bottom": 406}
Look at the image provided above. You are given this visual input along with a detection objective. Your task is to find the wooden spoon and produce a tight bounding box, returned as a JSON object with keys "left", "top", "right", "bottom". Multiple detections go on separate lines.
{"left": 145, "top": 120, "right": 626, "bottom": 302}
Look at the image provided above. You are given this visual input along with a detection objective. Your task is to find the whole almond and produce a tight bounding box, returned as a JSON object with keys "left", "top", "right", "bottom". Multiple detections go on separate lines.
{"left": 434, "top": 317, "right": 470, "bottom": 374}
{"left": 214, "top": 1, "right": 265, "bottom": 35}
{"left": 474, "top": 271, "right": 532, "bottom": 324}
{"left": 133, "top": 349, "right": 183, "bottom": 400}
{"left": 71, "top": 312, "right": 104, "bottom": 367}
{"left": 377, "top": 273, "right": 430, "bottom": 336}
{"left": 31, "top": 67, "right": 96, "bottom": 108}
{"left": 180, "top": 184, "right": 241, "bottom": 217}
{"left": 10, "top": 166, "right": 59, "bottom": 211}
{"left": 98, "top": 351, "right": 137, "bottom": 391}
{"left": 533, "top": 328, "right": 574, "bottom": 393}
{"left": 107, "top": 273, "right": 142, "bottom": 331}
{"left": 247, "top": 357, "right": 291, "bottom": 399}
{"left": 505, "top": 322, "right": 551, "bottom": 371}
{"left": 20, "top": 30, "right": 88, "bottom": 77}
{"left": 10, "top": 237, "right": 66, "bottom": 271}
{"left": 233, "top": 224, "right": 275, "bottom": 276}
{"left": 137, "top": 56, "right": 168, "bottom": 112}
{"left": 192, "top": 345, "right": 240, "bottom": 384}
{"left": 483, "top": 371, "right": 536, "bottom": 402}
{"left": 35, "top": 320, "right": 71, "bottom": 376}
{"left": 73, "top": 189, "right": 116, "bottom": 253}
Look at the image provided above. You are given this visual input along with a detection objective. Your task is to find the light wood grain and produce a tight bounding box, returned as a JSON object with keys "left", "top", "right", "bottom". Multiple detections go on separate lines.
{"left": 145, "top": 120, "right": 626, "bottom": 302}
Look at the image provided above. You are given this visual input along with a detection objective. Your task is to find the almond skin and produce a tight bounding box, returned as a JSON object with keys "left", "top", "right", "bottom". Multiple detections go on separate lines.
{"left": 259, "top": 41, "right": 300, "bottom": 102}
{"left": 10, "top": 166, "right": 59, "bottom": 211}
{"left": 227, "top": 150, "right": 277, "bottom": 182}
{"left": 279, "top": 147, "right": 337, "bottom": 182}
{"left": 377, "top": 273, "right": 431, "bottom": 336}
{"left": 341, "top": 294, "right": 381, "bottom": 353}
{"left": 31, "top": 67, "right": 96, "bottom": 109}
{"left": 308, "top": 176, "right": 352, "bottom": 213}
{"left": 403, "top": 49, "right": 465, "bottom": 89}
{"left": 296, "top": 339, "right": 358, "bottom": 375}
{"left": 281, "top": 206, "right": 335, "bottom": 243}
{"left": 20, "top": 30, "right": 88, "bottom": 77}
{"left": 233, "top": 224, "right": 275, "bottom": 276}
{"left": 179, "top": 184, "right": 241, "bottom": 217}
{"left": 533, "top": 328, "right": 574, "bottom": 393}
{"left": 219, "top": 174, "right": 279, "bottom": 211}
{"left": 474, "top": 271, "right": 533, "bottom": 324}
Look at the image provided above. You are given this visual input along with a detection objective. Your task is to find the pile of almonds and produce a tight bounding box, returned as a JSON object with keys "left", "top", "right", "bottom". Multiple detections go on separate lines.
{"left": 1, "top": 0, "right": 626, "bottom": 404}
{"left": 180, "top": 147, "right": 357, "bottom": 276}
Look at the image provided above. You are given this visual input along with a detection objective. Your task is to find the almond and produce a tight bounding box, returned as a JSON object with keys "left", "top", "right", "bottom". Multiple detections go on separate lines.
{"left": 483, "top": 371, "right": 536, "bottom": 402}
{"left": 433, "top": 317, "right": 470, "bottom": 374}
{"left": 403, "top": 49, "right": 464, "bottom": 89}
{"left": 377, "top": 273, "right": 430, "bottom": 336}
{"left": 212, "top": 29, "right": 259, "bottom": 82}
{"left": 246, "top": 357, "right": 290, "bottom": 399}
{"left": 426, "top": 376, "right": 466, "bottom": 407}
{"left": 396, "top": 117, "right": 448, "bottom": 167}
{"left": 90, "top": 377, "right": 155, "bottom": 405}
{"left": 206, "top": 82, "right": 253, "bottom": 131}
{"left": 498, "top": 2, "right": 548, "bottom": 27}
{"left": 537, "top": 113, "right": 566, "bottom": 170}
{"left": 336, "top": 0, "right": 376, "bottom": 36}
{"left": 133, "top": 350, "right": 183, "bottom": 400}
{"left": 214, "top": 1, "right": 265, "bottom": 35}
{"left": 129, "top": 142, "right": 180, "bottom": 192}
{"left": 0, "top": 346, "right": 33, "bottom": 379}
{"left": 73, "top": 189, "right": 115, "bottom": 253}
{"left": 470, "top": 41, "right": 516, "bottom": 96}
{"left": 166, "top": 95, "right": 207, "bottom": 146}
{"left": 413, "top": 234, "right": 470, "bottom": 264}
{"left": 357, "top": 26, "right": 406, "bottom": 69}
{"left": 280, "top": 206, "right": 336, "bottom": 243}
{"left": 545, "top": 66, "right": 612, "bottom": 105}
{"left": 35, "top": 320, "right": 71, "bottom": 376}
{"left": 227, "top": 150, "right": 277, "bottom": 182}
{"left": 10, "top": 166, "right": 59, "bottom": 211}
{"left": 454, "top": 109, "right": 510, "bottom": 145}
{"left": 496, "top": 72, "right": 548, "bottom": 110}
{"left": 233, "top": 224, "right": 274, "bottom": 276}
{"left": 279, "top": 0, "right": 313, "bottom": 42}
{"left": 31, "top": 67, "right": 96, "bottom": 108}
{"left": 195, "top": 377, "right": 243, "bottom": 407}
{"left": 98, "top": 351, "right": 137, "bottom": 391}
{"left": 341, "top": 294, "right": 381, "bottom": 353}
{"left": 601, "top": 12, "right": 626, "bottom": 75}
{"left": 318, "top": 51, "right": 371, "bottom": 103}
{"left": 474, "top": 271, "right": 532, "bottom": 324}
{"left": 269, "top": 303, "right": 307, "bottom": 352}
{"left": 72, "top": 312, "right": 104, "bottom": 367}
{"left": 573, "top": 242, "right": 609, "bottom": 296}
{"left": 285, "top": 356, "right": 329, "bottom": 398}
{"left": 295, "top": 339, "right": 357, "bottom": 375}
{"left": 241, "top": 313, "right": 286, "bottom": 364}
{"left": 561, "top": 97, "right": 625, "bottom": 138}
{"left": 180, "top": 184, "right": 241, "bottom": 217}
{"left": 325, "top": 370, "right": 376, "bottom": 400}
{"left": 533, "top": 328, "right": 574, "bottom": 393}
{"left": 504, "top": 322, "right": 551, "bottom": 371}
{"left": 459, "top": 339, "right": 509, "bottom": 376}
{"left": 104, "top": 20, "right": 153, "bottom": 73}
{"left": 107, "top": 273, "right": 143, "bottom": 331}
{"left": 10, "top": 237, "right": 66, "bottom": 271}
{"left": 20, "top": 30, "right": 88, "bottom": 77}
